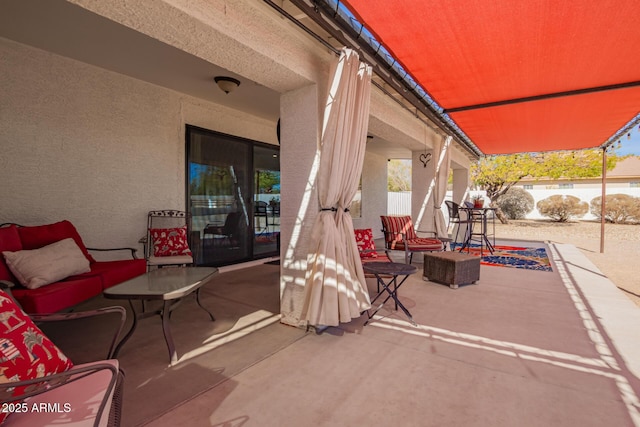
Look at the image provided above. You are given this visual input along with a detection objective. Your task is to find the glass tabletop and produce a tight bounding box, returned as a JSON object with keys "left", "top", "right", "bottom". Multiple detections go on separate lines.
{"left": 104, "top": 267, "right": 219, "bottom": 300}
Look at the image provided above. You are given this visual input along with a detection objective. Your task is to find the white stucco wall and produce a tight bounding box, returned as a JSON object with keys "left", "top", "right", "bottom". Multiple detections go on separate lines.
{"left": 0, "top": 37, "right": 274, "bottom": 256}
{"left": 388, "top": 186, "right": 640, "bottom": 224}
{"left": 517, "top": 187, "right": 640, "bottom": 220}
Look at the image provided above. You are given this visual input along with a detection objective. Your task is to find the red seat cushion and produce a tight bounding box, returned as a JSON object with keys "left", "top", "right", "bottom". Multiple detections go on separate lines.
{"left": 0, "top": 225, "right": 22, "bottom": 282}
{"left": 86, "top": 259, "right": 146, "bottom": 289}
{"left": 11, "top": 276, "right": 103, "bottom": 314}
{"left": 17, "top": 220, "right": 95, "bottom": 263}
{"left": 354, "top": 228, "right": 378, "bottom": 258}
{"left": 361, "top": 254, "right": 392, "bottom": 265}
{"left": 0, "top": 289, "right": 73, "bottom": 422}
{"left": 392, "top": 237, "right": 444, "bottom": 252}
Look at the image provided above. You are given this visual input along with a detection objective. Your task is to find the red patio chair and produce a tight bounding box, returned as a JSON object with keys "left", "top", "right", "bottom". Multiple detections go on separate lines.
{"left": 354, "top": 228, "right": 393, "bottom": 287}
{"left": 354, "top": 228, "right": 392, "bottom": 265}
{"left": 380, "top": 215, "right": 444, "bottom": 264}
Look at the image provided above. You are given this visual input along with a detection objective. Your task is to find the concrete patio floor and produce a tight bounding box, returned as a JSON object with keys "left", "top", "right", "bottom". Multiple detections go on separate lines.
{"left": 143, "top": 240, "right": 640, "bottom": 427}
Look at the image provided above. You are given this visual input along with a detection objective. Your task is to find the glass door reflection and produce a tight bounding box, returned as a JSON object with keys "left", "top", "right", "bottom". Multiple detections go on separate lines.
{"left": 253, "top": 145, "right": 280, "bottom": 257}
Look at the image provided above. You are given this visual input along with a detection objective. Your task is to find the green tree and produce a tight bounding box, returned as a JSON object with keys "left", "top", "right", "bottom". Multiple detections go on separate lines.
{"left": 190, "top": 166, "right": 236, "bottom": 196}
{"left": 256, "top": 170, "right": 280, "bottom": 194}
{"left": 471, "top": 150, "right": 618, "bottom": 223}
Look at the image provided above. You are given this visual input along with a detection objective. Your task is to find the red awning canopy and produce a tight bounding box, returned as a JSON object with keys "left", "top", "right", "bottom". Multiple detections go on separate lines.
{"left": 342, "top": 0, "right": 640, "bottom": 155}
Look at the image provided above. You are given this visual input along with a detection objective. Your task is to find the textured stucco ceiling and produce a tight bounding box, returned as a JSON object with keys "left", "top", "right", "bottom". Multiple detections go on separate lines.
{"left": 0, "top": 0, "right": 281, "bottom": 121}
{"left": 0, "top": 0, "right": 436, "bottom": 159}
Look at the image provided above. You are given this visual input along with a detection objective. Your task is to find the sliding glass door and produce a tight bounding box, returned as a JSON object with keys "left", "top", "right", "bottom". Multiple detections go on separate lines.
{"left": 186, "top": 126, "right": 280, "bottom": 266}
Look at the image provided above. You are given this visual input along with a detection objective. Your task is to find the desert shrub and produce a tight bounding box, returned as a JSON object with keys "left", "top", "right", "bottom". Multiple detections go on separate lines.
{"left": 537, "top": 195, "right": 588, "bottom": 222}
{"left": 496, "top": 187, "right": 535, "bottom": 219}
{"left": 590, "top": 194, "right": 640, "bottom": 224}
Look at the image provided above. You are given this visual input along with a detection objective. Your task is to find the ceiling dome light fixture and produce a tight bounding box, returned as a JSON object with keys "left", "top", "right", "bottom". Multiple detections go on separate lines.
{"left": 214, "top": 76, "right": 241, "bottom": 94}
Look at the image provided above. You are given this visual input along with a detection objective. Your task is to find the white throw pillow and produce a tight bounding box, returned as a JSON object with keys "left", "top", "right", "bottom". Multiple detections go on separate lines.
{"left": 2, "top": 238, "right": 91, "bottom": 289}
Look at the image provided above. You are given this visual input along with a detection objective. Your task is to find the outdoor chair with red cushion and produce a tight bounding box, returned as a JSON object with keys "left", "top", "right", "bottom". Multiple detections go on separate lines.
{"left": 0, "top": 287, "right": 125, "bottom": 426}
{"left": 354, "top": 228, "right": 392, "bottom": 262}
{"left": 380, "top": 215, "right": 445, "bottom": 264}
{"left": 354, "top": 228, "right": 392, "bottom": 280}
{"left": 144, "top": 210, "right": 194, "bottom": 270}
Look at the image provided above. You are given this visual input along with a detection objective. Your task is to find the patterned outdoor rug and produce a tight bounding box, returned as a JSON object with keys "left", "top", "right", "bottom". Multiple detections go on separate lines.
{"left": 451, "top": 243, "right": 553, "bottom": 272}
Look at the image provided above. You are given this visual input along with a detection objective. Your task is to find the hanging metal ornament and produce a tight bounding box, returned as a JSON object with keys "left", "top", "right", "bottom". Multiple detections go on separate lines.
{"left": 420, "top": 127, "right": 432, "bottom": 168}
{"left": 419, "top": 152, "right": 432, "bottom": 167}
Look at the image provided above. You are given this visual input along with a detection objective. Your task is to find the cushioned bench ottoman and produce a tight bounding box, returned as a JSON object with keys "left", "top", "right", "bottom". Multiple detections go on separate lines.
{"left": 423, "top": 251, "right": 480, "bottom": 289}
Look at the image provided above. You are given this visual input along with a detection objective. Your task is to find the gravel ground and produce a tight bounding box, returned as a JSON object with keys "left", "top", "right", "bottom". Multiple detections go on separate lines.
{"left": 493, "top": 219, "right": 640, "bottom": 307}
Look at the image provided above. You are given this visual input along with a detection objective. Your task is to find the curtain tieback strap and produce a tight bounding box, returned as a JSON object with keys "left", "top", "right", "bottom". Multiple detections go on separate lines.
{"left": 319, "top": 207, "right": 349, "bottom": 212}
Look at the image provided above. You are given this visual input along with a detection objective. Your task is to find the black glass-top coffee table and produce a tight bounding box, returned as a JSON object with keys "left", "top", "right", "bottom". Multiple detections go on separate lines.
{"left": 104, "top": 267, "right": 218, "bottom": 365}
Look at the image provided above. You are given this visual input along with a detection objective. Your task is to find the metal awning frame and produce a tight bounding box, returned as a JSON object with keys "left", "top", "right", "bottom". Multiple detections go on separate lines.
{"left": 273, "top": 0, "right": 640, "bottom": 255}
{"left": 601, "top": 113, "right": 640, "bottom": 151}
{"left": 445, "top": 81, "right": 640, "bottom": 114}
{"left": 283, "top": 0, "right": 483, "bottom": 158}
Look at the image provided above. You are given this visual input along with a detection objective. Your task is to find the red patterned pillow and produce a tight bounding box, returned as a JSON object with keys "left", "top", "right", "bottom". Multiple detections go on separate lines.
{"left": 354, "top": 228, "right": 378, "bottom": 259}
{"left": 150, "top": 226, "right": 192, "bottom": 257}
{"left": 0, "top": 290, "right": 73, "bottom": 420}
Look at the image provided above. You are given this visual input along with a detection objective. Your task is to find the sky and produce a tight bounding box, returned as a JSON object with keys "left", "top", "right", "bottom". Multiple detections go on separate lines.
{"left": 612, "top": 125, "right": 640, "bottom": 156}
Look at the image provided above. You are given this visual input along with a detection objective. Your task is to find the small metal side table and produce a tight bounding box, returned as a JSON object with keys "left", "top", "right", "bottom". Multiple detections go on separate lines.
{"left": 362, "top": 261, "right": 418, "bottom": 326}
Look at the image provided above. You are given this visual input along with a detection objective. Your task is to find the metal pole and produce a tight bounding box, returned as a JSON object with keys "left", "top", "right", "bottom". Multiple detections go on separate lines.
{"left": 600, "top": 148, "right": 607, "bottom": 253}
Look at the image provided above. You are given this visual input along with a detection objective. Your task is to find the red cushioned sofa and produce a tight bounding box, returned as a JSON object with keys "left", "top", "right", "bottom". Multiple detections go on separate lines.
{"left": 0, "top": 220, "right": 146, "bottom": 313}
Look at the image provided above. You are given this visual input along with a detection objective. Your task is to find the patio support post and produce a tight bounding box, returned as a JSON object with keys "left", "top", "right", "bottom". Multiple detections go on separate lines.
{"left": 279, "top": 84, "right": 322, "bottom": 327}
{"left": 600, "top": 147, "right": 607, "bottom": 253}
{"left": 452, "top": 168, "right": 470, "bottom": 206}
{"left": 412, "top": 149, "right": 436, "bottom": 231}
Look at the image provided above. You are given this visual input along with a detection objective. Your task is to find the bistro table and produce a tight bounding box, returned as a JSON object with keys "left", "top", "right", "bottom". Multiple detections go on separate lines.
{"left": 458, "top": 207, "right": 496, "bottom": 256}
{"left": 104, "top": 266, "right": 218, "bottom": 365}
{"left": 362, "top": 261, "right": 418, "bottom": 326}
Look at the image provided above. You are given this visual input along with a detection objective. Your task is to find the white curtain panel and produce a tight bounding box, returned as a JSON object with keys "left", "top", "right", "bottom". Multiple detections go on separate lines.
{"left": 301, "top": 48, "right": 373, "bottom": 327}
{"left": 434, "top": 135, "right": 453, "bottom": 239}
